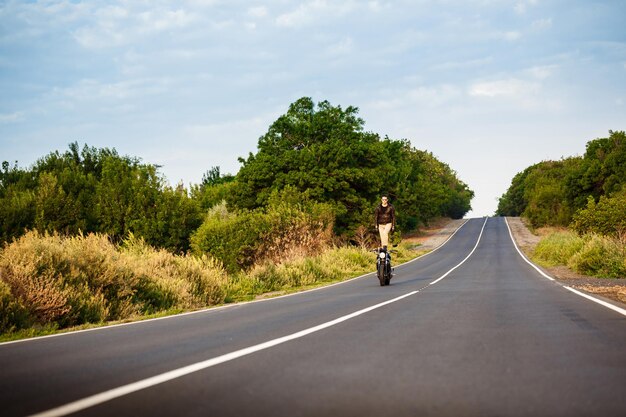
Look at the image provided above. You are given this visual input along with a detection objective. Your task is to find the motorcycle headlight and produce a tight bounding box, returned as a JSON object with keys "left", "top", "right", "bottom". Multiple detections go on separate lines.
{"left": 379, "top": 252, "right": 386, "bottom": 259}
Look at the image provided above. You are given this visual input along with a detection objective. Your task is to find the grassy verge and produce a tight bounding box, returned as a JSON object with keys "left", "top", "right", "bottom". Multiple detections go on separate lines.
{"left": 0, "top": 231, "right": 425, "bottom": 342}
{"left": 0, "top": 231, "right": 227, "bottom": 340}
{"left": 532, "top": 230, "right": 626, "bottom": 279}
{"left": 226, "top": 244, "right": 422, "bottom": 303}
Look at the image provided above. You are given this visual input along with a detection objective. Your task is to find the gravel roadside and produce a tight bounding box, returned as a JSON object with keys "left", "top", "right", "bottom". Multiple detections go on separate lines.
{"left": 402, "top": 218, "right": 468, "bottom": 251}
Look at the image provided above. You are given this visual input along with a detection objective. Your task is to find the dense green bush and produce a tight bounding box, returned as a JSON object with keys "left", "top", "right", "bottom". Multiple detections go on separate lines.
{"left": 571, "top": 192, "right": 626, "bottom": 237}
{"left": 191, "top": 193, "right": 335, "bottom": 272}
{"left": 0, "top": 143, "right": 203, "bottom": 252}
{"left": 191, "top": 203, "right": 270, "bottom": 272}
{"left": 497, "top": 130, "right": 626, "bottom": 229}
{"left": 190, "top": 166, "right": 237, "bottom": 211}
{"left": 497, "top": 158, "right": 579, "bottom": 227}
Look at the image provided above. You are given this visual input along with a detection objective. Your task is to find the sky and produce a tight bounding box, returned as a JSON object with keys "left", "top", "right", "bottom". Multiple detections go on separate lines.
{"left": 1, "top": 0, "right": 625, "bottom": 218}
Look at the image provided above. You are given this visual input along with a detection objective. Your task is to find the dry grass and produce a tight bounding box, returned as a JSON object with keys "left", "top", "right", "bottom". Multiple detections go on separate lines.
{"left": 1, "top": 219, "right": 454, "bottom": 338}
{"left": 0, "top": 231, "right": 227, "bottom": 334}
{"left": 573, "top": 285, "right": 626, "bottom": 304}
{"left": 262, "top": 218, "right": 334, "bottom": 266}
{"left": 228, "top": 242, "right": 419, "bottom": 302}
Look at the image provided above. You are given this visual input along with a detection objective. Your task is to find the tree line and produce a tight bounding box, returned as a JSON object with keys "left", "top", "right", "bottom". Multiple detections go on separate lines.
{"left": 496, "top": 130, "right": 626, "bottom": 236}
{"left": 1, "top": 143, "right": 201, "bottom": 252}
{"left": 1, "top": 97, "right": 474, "bottom": 268}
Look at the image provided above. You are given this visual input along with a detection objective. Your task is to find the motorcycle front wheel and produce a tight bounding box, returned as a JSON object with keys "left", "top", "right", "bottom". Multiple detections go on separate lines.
{"left": 383, "top": 264, "right": 390, "bottom": 285}
{"left": 377, "top": 261, "right": 385, "bottom": 286}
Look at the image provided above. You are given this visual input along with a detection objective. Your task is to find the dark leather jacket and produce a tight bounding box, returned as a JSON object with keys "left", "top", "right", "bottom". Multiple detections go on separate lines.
{"left": 375, "top": 204, "right": 395, "bottom": 227}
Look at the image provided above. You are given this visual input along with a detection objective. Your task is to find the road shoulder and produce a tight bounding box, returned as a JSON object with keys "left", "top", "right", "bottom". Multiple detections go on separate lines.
{"left": 402, "top": 218, "right": 467, "bottom": 251}
{"left": 506, "top": 216, "right": 626, "bottom": 307}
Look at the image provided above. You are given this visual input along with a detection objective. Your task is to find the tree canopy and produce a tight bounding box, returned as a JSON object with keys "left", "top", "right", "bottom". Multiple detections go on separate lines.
{"left": 229, "top": 97, "right": 473, "bottom": 236}
{"left": 496, "top": 130, "right": 626, "bottom": 230}
{"left": 1, "top": 97, "right": 474, "bottom": 255}
{"left": 0, "top": 143, "right": 202, "bottom": 252}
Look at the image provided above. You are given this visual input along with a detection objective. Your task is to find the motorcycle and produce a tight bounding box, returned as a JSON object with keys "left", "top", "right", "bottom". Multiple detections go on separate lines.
{"left": 372, "top": 246, "right": 396, "bottom": 286}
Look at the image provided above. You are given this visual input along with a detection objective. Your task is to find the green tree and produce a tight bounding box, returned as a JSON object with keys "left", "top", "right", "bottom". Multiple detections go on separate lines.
{"left": 229, "top": 97, "right": 473, "bottom": 237}
{"left": 190, "top": 166, "right": 237, "bottom": 211}
{"left": 0, "top": 161, "right": 36, "bottom": 243}
{"left": 231, "top": 97, "right": 390, "bottom": 235}
{"left": 566, "top": 130, "right": 626, "bottom": 209}
{"left": 1, "top": 143, "right": 202, "bottom": 252}
{"left": 572, "top": 192, "right": 626, "bottom": 237}
{"left": 497, "top": 130, "right": 625, "bottom": 230}
{"left": 496, "top": 165, "right": 534, "bottom": 217}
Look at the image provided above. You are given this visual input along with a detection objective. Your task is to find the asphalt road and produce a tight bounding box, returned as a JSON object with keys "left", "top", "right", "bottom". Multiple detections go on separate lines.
{"left": 2, "top": 217, "right": 626, "bottom": 417}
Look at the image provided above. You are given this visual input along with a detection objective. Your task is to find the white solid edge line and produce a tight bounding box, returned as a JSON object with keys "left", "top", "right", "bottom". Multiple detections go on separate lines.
{"left": 29, "top": 219, "right": 483, "bottom": 417}
{"left": 2, "top": 219, "right": 470, "bottom": 348}
{"left": 504, "top": 217, "right": 554, "bottom": 281}
{"left": 397, "top": 218, "right": 470, "bottom": 267}
{"left": 504, "top": 217, "right": 626, "bottom": 317}
{"left": 428, "top": 217, "right": 488, "bottom": 286}
{"left": 563, "top": 286, "right": 626, "bottom": 316}
{"left": 29, "top": 291, "right": 421, "bottom": 417}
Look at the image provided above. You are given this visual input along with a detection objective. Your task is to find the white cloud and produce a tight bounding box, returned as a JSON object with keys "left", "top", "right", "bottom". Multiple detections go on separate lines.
{"left": 514, "top": 0, "right": 538, "bottom": 15}
{"left": 502, "top": 31, "right": 522, "bottom": 41}
{"left": 432, "top": 57, "right": 493, "bottom": 71}
{"left": 467, "top": 76, "right": 565, "bottom": 111}
{"left": 369, "top": 84, "right": 462, "bottom": 111}
{"left": 327, "top": 37, "right": 353, "bottom": 55}
{"left": 72, "top": 6, "right": 199, "bottom": 48}
{"left": 138, "top": 9, "right": 196, "bottom": 32}
{"left": 367, "top": 1, "right": 391, "bottom": 12}
{"left": 186, "top": 0, "right": 219, "bottom": 7}
{"left": 526, "top": 65, "right": 556, "bottom": 80}
{"left": 469, "top": 78, "right": 538, "bottom": 98}
{"left": 248, "top": 6, "right": 268, "bottom": 18}
{"left": 531, "top": 18, "right": 552, "bottom": 31}
{"left": 275, "top": 0, "right": 356, "bottom": 27}
{"left": 55, "top": 78, "right": 173, "bottom": 104}
{"left": 183, "top": 116, "right": 269, "bottom": 141}
{"left": 0, "top": 112, "right": 25, "bottom": 123}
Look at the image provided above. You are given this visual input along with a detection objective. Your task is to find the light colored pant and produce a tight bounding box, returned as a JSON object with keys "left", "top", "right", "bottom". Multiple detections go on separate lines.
{"left": 378, "top": 223, "right": 392, "bottom": 247}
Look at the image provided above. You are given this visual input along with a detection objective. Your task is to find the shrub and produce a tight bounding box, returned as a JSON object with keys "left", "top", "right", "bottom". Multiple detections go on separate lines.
{"left": 568, "top": 234, "right": 626, "bottom": 278}
{"left": 0, "top": 232, "right": 86, "bottom": 326}
{"left": 571, "top": 193, "right": 626, "bottom": 238}
{"left": 0, "top": 230, "right": 227, "bottom": 334}
{"left": 190, "top": 205, "right": 269, "bottom": 272}
{"left": 532, "top": 231, "right": 585, "bottom": 266}
{"left": 0, "top": 279, "right": 31, "bottom": 334}
{"left": 122, "top": 234, "right": 227, "bottom": 311}
{"left": 191, "top": 199, "right": 334, "bottom": 272}
{"left": 227, "top": 245, "right": 391, "bottom": 301}
{"left": 532, "top": 229, "right": 626, "bottom": 279}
